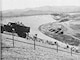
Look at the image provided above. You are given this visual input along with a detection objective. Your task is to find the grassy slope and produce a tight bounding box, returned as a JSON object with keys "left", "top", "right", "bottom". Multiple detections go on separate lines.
{"left": 2, "top": 33, "right": 80, "bottom": 60}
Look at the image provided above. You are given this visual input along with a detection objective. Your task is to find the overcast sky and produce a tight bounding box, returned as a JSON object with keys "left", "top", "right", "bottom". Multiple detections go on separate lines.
{"left": 2, "top": 0, "right": 80, "bottom": 11}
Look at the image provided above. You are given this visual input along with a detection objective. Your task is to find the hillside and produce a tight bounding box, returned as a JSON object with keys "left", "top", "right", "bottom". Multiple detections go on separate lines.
{"left": 39, "top": 19, "right": 80, "bottom": 49}
{"left": 2, "top": 33, "right": 80, "bottom": 60}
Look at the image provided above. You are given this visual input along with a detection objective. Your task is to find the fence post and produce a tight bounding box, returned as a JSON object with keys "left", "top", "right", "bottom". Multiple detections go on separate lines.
{"left": 12, "top": 28, "right": 15, "bottom": 47}
{"left": 33, "top": 34, "right": 37, "bottom": 50}
{"left": 57, "top": 43, "right": 58, "bottom": 53}
{"left": 34, "top": 37, "right": 35, "bottom": 50}
{"left": 71, "top": 47, "right": 74, "bottom": 56}
{"left": 54, "top": 42, "right": 58, "bottom": 53}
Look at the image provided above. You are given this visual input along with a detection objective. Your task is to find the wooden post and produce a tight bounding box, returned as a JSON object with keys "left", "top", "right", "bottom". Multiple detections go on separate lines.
{"left": 71, "top": 47, "right": 73, "bottom": 56}
{"left": 54, "top": 42, "right": 58, "bottom": 53}
{"left": 34, "top": 38, "right": 35, "bottom": 50}
{"left": 13, "top": 33, "right": 14, "bottom": 47}
{"left": 33, "top": 34, "right": 37, "bottom": 50}
{"left": 56, "top": 43, "right": 58, "bottom": 53}
{"left": 12, "top": 28, "right": 15, "bottom": 47}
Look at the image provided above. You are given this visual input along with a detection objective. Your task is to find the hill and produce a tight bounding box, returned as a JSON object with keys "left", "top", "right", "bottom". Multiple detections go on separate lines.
{"left": 2, "top": 6, "right": 80, "bottom": 17}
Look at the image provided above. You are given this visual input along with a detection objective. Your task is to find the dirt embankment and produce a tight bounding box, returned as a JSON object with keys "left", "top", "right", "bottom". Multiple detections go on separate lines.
{"left": 38, "top": 22, "right": 80, "bottom": 47}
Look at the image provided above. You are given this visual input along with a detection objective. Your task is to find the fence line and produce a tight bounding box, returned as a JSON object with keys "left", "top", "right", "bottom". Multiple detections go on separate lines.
{"left": 2, "top": 34, "right": 80, "bottom": 56}
{"left": 1, "top": 57, "right": 30, "bottom": 60}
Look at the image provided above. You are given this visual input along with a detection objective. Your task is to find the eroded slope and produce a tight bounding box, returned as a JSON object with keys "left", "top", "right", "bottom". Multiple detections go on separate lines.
{"left": 39, "top": 20, "right": 80, "bottom": 47}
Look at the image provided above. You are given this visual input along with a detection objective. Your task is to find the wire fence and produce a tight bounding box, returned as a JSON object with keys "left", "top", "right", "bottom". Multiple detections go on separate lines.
{"left": 1, "top": 33, "right": 80, "bottom": 60}
{"left": 1, "top": 57, "right": 30, "bottom": 60}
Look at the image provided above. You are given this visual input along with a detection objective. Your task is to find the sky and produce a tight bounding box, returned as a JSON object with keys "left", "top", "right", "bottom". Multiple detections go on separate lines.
{"left": 2, "top": 0, "right": 80, "bottom": 11}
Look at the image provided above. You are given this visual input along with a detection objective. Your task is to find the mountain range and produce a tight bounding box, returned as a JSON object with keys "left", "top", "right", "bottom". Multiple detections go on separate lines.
{"left": 1, "top": 6, "right": 80, "bottom": 17}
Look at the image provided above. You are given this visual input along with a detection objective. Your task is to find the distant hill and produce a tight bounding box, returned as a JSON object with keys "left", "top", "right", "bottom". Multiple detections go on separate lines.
{"left": 2, "top": 6, "right": 80, "bottom": 17}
